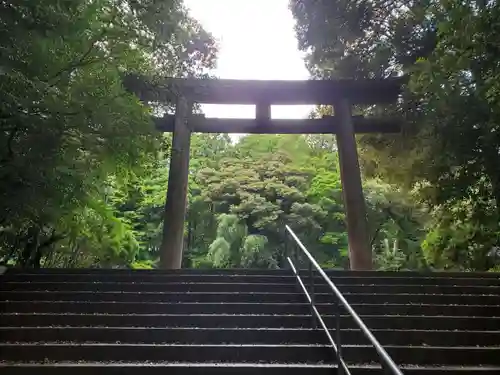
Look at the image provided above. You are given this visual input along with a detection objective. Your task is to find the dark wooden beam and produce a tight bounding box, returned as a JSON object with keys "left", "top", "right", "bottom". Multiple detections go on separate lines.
{"left": 153, "top": 115, "right": 401, "bottom": 134}
{"left": 125, "top": 74, "right": 406, "bottom": 105}
{"left": 335, "top": 99, "right": 372, "bottom": 270}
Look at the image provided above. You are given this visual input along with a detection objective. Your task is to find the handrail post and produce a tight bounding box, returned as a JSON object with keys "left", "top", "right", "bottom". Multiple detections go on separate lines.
{"left": 335, "top": 297, "right": 343, "bottom": 375}
{"left": 284, "top": 231, "right": 288, "bottom": 269}
{"left": 293, "top": 242, "right": 298, "bottom": 268}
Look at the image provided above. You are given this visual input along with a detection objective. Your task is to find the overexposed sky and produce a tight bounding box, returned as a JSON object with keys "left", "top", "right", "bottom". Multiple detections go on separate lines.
{"left": 184, "top": 0, "right": 312, "bottom": 120}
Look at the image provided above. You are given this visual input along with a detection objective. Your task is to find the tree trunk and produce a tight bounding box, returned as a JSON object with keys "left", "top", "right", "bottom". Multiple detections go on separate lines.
{"left": 491, "top": 177, "right": 500, "bottom": 219}
{"left": 19, "top": 228, "right": 40, "bottom": 268}
{"left": 32, "top": 248, "right": 43, "bottom": 268}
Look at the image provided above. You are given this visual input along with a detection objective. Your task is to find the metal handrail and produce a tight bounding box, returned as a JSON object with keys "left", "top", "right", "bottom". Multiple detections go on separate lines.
{"left": 285, "top": 225, "right": 404, "bottom": 375}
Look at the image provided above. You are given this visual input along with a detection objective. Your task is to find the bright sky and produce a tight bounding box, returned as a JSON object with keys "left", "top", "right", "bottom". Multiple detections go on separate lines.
{"left": 184, "top": 0, "right": 312, "bottom": 120}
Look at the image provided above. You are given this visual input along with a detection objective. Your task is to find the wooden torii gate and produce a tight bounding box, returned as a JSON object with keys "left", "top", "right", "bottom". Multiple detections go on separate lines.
{"left": 136, "top": 77, "right": 403, "bottom": 270}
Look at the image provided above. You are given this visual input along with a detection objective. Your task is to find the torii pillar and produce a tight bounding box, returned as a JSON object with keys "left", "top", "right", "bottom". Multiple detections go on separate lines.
{"left": 334, "top": 99, "right": 372, "bottom": 270}
{"left": 160, "top": 95, "right": 192, "bottom": 269}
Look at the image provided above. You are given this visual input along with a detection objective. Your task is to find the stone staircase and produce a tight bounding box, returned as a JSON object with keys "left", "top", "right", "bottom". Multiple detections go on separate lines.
{"left": 1, "top": 268, "right": 500, "bottom": 374}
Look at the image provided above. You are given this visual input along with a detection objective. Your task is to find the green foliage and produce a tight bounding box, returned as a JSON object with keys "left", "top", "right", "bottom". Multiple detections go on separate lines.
{"left": 375, "top": 239, "right": 407, "bottom": 271}
{"left": 1, "top": 0, "right": 435, "bottom": 271}
{"left": 181, "top": 134, "right": 423, "bottom": 270}
{"left": 205, "top": 214, "right": 276, "bottom": 269}
{"left": 241, "top": 235, "right": 275, "bottom": 268}
{"left": 0, "top": 0, "right": 216, "bottom": 267}
{"left": 208, "top": 237, "right": 232, "bottom": 268}
{"left": 130, "top": 260, "right": 156, "bottom": 269}
{"left": 422, "top": 200, "right": 500, "bottom": 271}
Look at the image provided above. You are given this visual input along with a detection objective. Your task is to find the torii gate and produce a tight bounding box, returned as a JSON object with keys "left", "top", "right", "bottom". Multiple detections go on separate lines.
{"left": 129, "top": 77, "right": 403, "bottom": 270}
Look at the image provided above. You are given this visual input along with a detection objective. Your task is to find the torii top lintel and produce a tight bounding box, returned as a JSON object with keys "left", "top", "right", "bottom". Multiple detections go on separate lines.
{"left": 127, "top": 75, "right": 405, "bottom": 106}
{"left": 168, "top": 77, "right": 404, "bottom": 105}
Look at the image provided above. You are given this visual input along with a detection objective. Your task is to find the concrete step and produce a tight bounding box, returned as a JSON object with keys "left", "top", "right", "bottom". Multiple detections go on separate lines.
{"left": 1, "top": 363, "right": 500, "bottom": 375}
{"left": 0, "top": 301, "right": 313, "bottom": 315}
{"left": 3, "top": 290, "right": 499, "bottom": 305}
{"left": 2, "top": 327, "right": 500, "bottom": 346}
{"left": 1, "top": 343, "right": 500, "bottom": 366}
{"left": 0, "top": 343, "right": 333, "bottom": 363}
{"left": 3, "top": 269, "right": 295, "bottom": 276}
{"left": 0, "top": 313, "right": 323, "bottom": 328}
{"left": 328, "top": 303, "right": 500, "bottom": 317}
{"left": 0, "top": 291, "right": 308, "bottom": 303}
{"left": 3, "top": 300, "right": 500, "bottom": 317}
{"left": 3, "top": 281, "right": 500, "bottom": 295}
{"left": 5, "top": 268, "right": 500, "bottom": 278}
{"left": 0, "top": 327, "right": 324, "bottom": 344}
{"left": 1, "top": 273, "right": 296, "bottom": 284}
{"left": 342, "top": 293, "right": 500, "bottom": 305}
{"left": 4, "top": 272, "right": 500, "bottom": 286}
{"left": 2, "top": 313, "right": 499, "bottom": 330}
{"left": 0, "top": 282, "right": 302, "bottom": 293}
{"left": 335, "top": 284, "right": 500, "bottom": 295}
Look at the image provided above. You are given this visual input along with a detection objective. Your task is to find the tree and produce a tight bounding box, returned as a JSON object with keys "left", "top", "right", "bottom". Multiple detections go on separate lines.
{"left": 364, "top": 179, "right": 427, "bottom": 269}
{"left": 290, "top": 0, "right": 435, "bottom": 80}
{"left": 0, "top": 0, "right": 216, "bottom": 267}
{"left": 290, "top": 0, "right": 500, "bottom": 270}
{"left": 180, "top": 132, "right": 424, "bottom": 270}
{"left": 206, "top": 214, "right": 276, "bottom": 269}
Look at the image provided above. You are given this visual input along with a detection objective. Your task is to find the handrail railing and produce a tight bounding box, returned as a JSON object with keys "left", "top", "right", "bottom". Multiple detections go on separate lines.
{"left": 285, "top": 225, "right": 404, "bottom": 375}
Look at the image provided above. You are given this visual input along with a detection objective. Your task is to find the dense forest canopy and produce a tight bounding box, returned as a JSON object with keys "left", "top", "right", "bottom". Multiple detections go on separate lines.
{"left": 0, "top": 0, "right": 498, "bottom": 271}
{"left": 290, "top": 0, "right": 500, "bottom": 271}
{"left": 0, "top": 0, "right": 216, "bottom": 268}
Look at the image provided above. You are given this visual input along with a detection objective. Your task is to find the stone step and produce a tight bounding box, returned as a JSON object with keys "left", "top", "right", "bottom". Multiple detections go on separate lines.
{"left": 3, "top": 290, "right": 500, "bottom": 305}
{"left": 6, "top": 268, "right": 500, "bottom": 278}
{"left": 1, "top": 343, "right": 500, "bottom": 366}
{"left": 1, "top": 343, "right": 333, "bottom": 363}
{"left": 3, "top": 268, "right": 500, "bottom": 374}
{"left": 2, "top": 300, "right": 500, "bottom": 317}
{"left": 1, "top": 363, "right": 499, "bottom": 375}
{"left": 2, "top": 327, "right": 500, "bottom": 346}
{"left": 3, "top": 281, "right": 500, "bottom": 295}
{"left": 2, "top": 313, "right": 499, "bottom": 330}
{"left": 4, "top": 272, "right": 500, "bottom": 286}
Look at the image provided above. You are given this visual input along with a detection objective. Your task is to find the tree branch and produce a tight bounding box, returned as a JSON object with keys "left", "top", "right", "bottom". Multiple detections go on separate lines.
{"left": 370, "top": 224, "right": 383, "bottom": 248}
{"left": 48, "top": 28, "right": 108, "bottom": 84}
